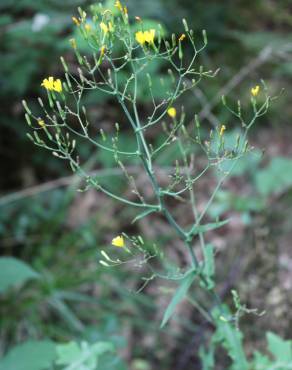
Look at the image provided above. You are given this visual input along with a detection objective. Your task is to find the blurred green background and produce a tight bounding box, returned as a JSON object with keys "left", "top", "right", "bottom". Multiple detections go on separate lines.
{"left": 1, "top": 0, "right": 292, "bottom": 369}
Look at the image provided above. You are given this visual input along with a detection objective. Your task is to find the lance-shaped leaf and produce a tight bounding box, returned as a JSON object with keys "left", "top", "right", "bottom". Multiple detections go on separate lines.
{"left": 200, "top": 244, "right": 215, "bottom": 290}
{"left": 161, "top": 270, "right": 196, "bottom": 328}
{"left": 131, "top": 208, "right": 157, "bottom": 224}
{"left": 188, "top": 219, "right": 229, "bottom": 238}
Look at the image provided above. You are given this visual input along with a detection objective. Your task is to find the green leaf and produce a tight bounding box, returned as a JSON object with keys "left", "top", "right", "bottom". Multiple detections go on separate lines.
{"left": 189, "top": 219, "right": 229, "bottom": 237}
{"left": 0, "top": 257, "right": 39, "bottom": 294}
{"left": 160, "top": 270, "right": 196, "bottom": 328}
{"left": 199, "top": 345, "right": 215, "bottom": 370}
{"left": 267, "top": 332, "right": 292, "bottom": 362}
{"left": 255, "top": 157, "right": 292, "bottom": 196}
{"left": 56, "top": 340, "right": 115, "bottom": 369}
{"left": 252, "top": 351, "right": 272, "bottom": 370}
{"left": 201, "top": 244, "right": 215, "bottom": 290}
{"left": 131, "top": 208, "right": 157, "bottom": 224}
{"left": 0, "top": 341, "right": 56, "bottom": 370}
{"left": 55, "top": 341, "right": 80, "bottom": 365}
{"left": 213, "top": 307, "right": 248, "bottom": 370}
{"left": 234, "top": 31, "right": 292, "bottom": 51}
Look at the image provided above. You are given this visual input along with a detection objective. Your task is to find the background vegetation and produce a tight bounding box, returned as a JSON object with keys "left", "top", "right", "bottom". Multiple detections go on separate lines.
{"left": 1, "top": 0, "right": 292, "bottom": 369}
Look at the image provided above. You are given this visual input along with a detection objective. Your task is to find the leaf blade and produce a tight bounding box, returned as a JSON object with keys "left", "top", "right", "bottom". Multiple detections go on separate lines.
{"left": 160, "top": 270, "right": 196, "bottom": 328}
{"left": 0, "top": 257, "right": 39, "bottom": 294}
{"left": 189, "top": 219, "right": 229, "bottom": 238}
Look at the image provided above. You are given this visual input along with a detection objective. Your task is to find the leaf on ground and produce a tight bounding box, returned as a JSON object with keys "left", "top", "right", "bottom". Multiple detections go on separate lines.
{"left": 267, "top": 332, "right": 292, "bottom": 362}
{"left": 255, "top": 157, "right": 292, "bottom": 196}
{"left": 0, "top": 257, "right": 39, "bottom": 294}
{"left": 56, "top": 340, "right": 115, "bottom": 369}
{"left": 0, "top": 340, "right": 56, "bottom": 370}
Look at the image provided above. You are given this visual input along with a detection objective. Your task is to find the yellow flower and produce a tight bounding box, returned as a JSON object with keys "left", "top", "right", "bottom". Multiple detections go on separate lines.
{"left": 135, "top": 31, "right": 145, "bottom": 45}
{"left": 111, "top": 235, "right": 125, "bottom": 248}
{"left": 37, "top": 118, "right": 45, "bottom": 127}
{"left": 53, "top": 79, "right": 62, "bottom": 93}
{"left": 41, "top": 76, "right": 55, "bottom": 90}
{"left": 84, "top": 23, "right": 91, "bottom": 32}
{"left": 144, "top": 29, "right": 155, "bottom": 44}
{"left": 251, "top": 85, "right": 260, "bottom": 97}
{"left": 108, "top": 22, "right": 114, "bottom": 32}
{"left": 72, "top": 16, "right": 80, "bottom": 26}
{"left": 100, "top": 45, "right": 106, "bottom": 56}
{"left": 136, "top": 29, "right": 156, "bottom": 45}
{"left": 123, "top": 6, "right": 128, "bottom": 15}
{"left": 115, "top": 0, "right": 123, "bottom": 11}
{"left": 100, "top": 22, "right": 109, "bottom": 34}
{"left": 219, "top": 124, "right": 226, "bottom": 137}
{"left": 41, "top": 77, "right": 62, "bottom": 93}
{"left": 179, "top": 33, "right": 186, "bottom": 42}
{"left": 167, "top": 107, "right": 177, "bottom": 118}
{"left": 69, "top": 38, "right": 77, "bottom": 49}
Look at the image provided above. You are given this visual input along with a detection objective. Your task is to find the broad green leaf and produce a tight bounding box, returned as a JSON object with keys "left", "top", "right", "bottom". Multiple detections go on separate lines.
{"left": 208, "top": 190, "right": 265, "bottom": 219}
{"left": 56, "top": 340, "right": 114, "bottom": 369}
{"left": 55, "top": 342, "right": 80, "bottom": 365}
{"left": 252, "top": 351, "right": 272, "bottom": 370}
{"left": 218, "top": 150, "right": 262, "bottom": 177}
{"left": 0, "top": 257, "right": 39, "bottom": 294}
{"left": 160, "top": 270, "right": 196, "bottom": 328}
{"left": 267, "top": 332, "right": 292, "bottom": 362}
{"left": 255, "top": 157, "right": 292, "bottom": 196}
{"left": 189, "top": 219, "right": 229, "bottom": 237}
{"left": 234, "top": 31, "right": 292, "bottom": 51}
{"left": 0, "top": 340, "right": 56, "bottom": 370}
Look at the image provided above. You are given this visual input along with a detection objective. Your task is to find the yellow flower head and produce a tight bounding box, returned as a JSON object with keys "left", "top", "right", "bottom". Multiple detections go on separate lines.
{"left": 100, "top": 45, "right": 106, "bottom": 56}
{"left": 251, "top": 85, "right": 260, "bottom": 97}
{"left": 136, "top": 29, "right": 155, "bottom": 45}
{"left": 167, "top": 107, "right": 177, "bottom": 118}
{"left": 84, "top": 23, "right": 91, "bottom": 32}
{"left": 53, "top": 79, "right": 62, "bottom": 93}
{"left": 219, "top": 124, "right": 226, "bottom": 137}
{"left": 100, "top": 22, "right": 109, "bottom": 34}
{"left": 135, "top": 31, "right": 145, "bottom": 45}
{"left": 115, "top": 0, "right": 123, "bottom": 12}
{"left": 179, "top": 33, "right": 186, "bottom": 42}
{"left": 37, "top": 118, "right": 45, "bottom": 127}
{"left": 41, "top": 76, "right": 54, "bottom": 90}
{"left": 144, "top": 29, "right": 155, "bottom": 44}
{"left": 72, "top": 16, "right": 81, "bottom": 26}
{"left": 41, "top": 77, "right": 62, "bottom": 93}
{"left": 111, "top": 235, "right": 125, "bottom": 248}
{"left": 108, "top": 22, "right": 114, "bottom": 32}
{"left": 69, "top": 38, "right": 77, "bottom": 49}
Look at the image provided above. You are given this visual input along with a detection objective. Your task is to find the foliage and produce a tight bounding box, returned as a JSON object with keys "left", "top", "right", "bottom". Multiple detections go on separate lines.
{"left": 0, "top": 340, "right": 56, "bottom": 370}
{"left": 20, "top": 1, "right": 286, "bottom": 369}
{"left": 1, "top": 0, "right": 292, "bottom": 369}
{"left": 0, "top": 339, "right": 120, "bottom": 370}
{"left": 200, "top": 328, "right": 292, "bottom": 370}
{"left": 0, "top": 257, "right": 39, "bottom": 293}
